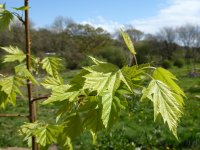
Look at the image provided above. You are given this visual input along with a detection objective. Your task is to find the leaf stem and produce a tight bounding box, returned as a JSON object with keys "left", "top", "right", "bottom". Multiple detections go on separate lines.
{"left": 141, "top": 66, "right": 157, "bottom": 70}
{"left": 143, "top": 72, "right": 154, "bottom": 80}
{"left": 12, "top": 12, "right": 25, "bottom": 25}
{"left": 133, "top": 55, "right": 138, "bottom": 66}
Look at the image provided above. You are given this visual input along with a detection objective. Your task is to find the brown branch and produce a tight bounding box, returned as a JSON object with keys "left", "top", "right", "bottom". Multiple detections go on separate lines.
{"left": 0, "top": 114, "right": 29, "bottom": 118}
{"left": 31, "top": 96, "right": 49, "bottom": 102}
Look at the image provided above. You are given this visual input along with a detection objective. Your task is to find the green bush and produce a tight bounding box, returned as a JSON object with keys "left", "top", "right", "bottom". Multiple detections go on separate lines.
{"left": 174, "top": 59, "right": 184, "bottom": 68}
{"left": 95, "top": 46, "right": 128, "bottom": 68}
{"left": 162, "top": 60, "right": 172, "bottom": 69}
{"left": 188, "top": 85, "right": 200, "bottom": 93}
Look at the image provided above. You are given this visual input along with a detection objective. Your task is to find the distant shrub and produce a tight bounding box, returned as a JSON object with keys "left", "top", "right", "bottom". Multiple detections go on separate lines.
{"left": 162, "top": 60, "right": 172, "bottom": 69}
{"left": 188, "top": 85, "right": 200, "bottom": 93}
{"left": 96, "top": 46, "right": 128, "bottom": 68}
{"left": 174, "top": 59, "right": 184, "bottom": 68}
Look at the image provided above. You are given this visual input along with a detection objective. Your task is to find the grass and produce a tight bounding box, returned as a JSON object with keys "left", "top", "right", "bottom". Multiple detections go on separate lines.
{"left": 0, "top": 65, "right": 200, "bottom": 149}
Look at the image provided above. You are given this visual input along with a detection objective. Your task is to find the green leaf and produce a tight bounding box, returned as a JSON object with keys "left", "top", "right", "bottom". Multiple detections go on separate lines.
{"left": 1, "top": 46, "right": 25, "bottom": 63}
{"left": 19, "top": 121, "right": 40, "bottom": 147}
{"left": 83, "top": 62, "right": 120, "bottom": 95}
{"left": 82, "top": 59, "right": 133, "bottom": 128}
{"left": 83, "top": 72, "right": 112, "bottom": 95}
{"left": 41, "top": 76, "right": 63, "bottom": 90}
{"left": 0, "top": 76, "right": 23, "bottom": 108}
{"left": 30, "top": 56, "right": 40, "bottom": 74}
{"left": 15, "top": 65, "right": 39, "bottom": 85}
{"left": 153, "top": 67, "right": 185, "bottom": 97}
{"left": 20, "top": 122, "right": 63, "bottom": 147}
{"left": 13, "top": 6, "right": 29, "bottom": 11}
{"left": 101, "top": 92, "right": 121, "bottom": 129}
{"left": 100, "top": 72, "right": 122, "bottom": 128}
{"left": 88, "top": 56, "right": 105, "bottom": 65}
{"left": 84, "top": 62, "right": 119, "bottom": 73}
{"left": 55, "top": 100, "right": 74, "bottom": 122}
{"left": 57, "top": 135, "right": 73, "bottom": 150}
{"left": 69, "top": 70, "right": 88, "bottom": 90}
{"left": 121, "top": 29, "right": 136, "bottom": 55}
{"left": 0, "top": 9, "right": 14, "bottom": 30}
{"left": 83, "top": 108, "right": 104, "bottom": 132}
{"left": 43, "top": 85, "right": 79, "bottom": 104}
{"left": 142, "top": 79, "right": 184, "bottom": 138}
{"left": 83, "top": 108, "right": 104, "bottom": 143}
{"left": 0, "top": 91, "right": 8, "bottom": 108}
{"left": 0, "top": 4, "right": 6, "bottom": 9}
{"left": 41, "top": 57, "right": 63, "bottom": 77}
{"left": 119, "top": 65, "right": 146, "bottom": 95}
{"left": 34, "top": 125, "right": 63, "bottom": 147}
{"left": 63, "top": 114, "right": 83, "bottom": 139}
{"left": 77, "top": 95, "right": 98, "bottom": 112}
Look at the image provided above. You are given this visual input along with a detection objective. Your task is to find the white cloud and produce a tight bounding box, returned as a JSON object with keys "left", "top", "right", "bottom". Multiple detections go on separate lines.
{"left": 80, "top": 0, "right": 200, "bottom": 34}
{"left": 81, "top": 16, "right": 123, "bottom": 33}
{"left": 132, "top": 0, "right": 200, "bottom": 33}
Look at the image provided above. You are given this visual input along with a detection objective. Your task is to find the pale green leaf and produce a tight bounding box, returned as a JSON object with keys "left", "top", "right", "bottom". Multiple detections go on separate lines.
{"left": 19, "top": 121, "right": 40, "bottom": 147}
{"left": 0, "top": 4, "right": 5, "bottom": 9}
{"left": 88, "top": 56, "right": 105, "bottom": 64}
{"left": 34, "top": 125, "right": 63, "bottom": 146}
{"left": 20, "top": 122, "right": 63, "bottom": 147}
{"left": 100, "top": 73, "right": 122, "bottom": 128}
{"left": 41, "top": 76, "right": 63, "bottom": 90}
{"left": 43, "top": 85, "right": 79, "bottom": 104}
{"left": 121, "top": 29, "right": 136, "bottom": 55}
{"left": 0, "top": 76, "right": 23, "bottom": 108}
{"left": 83, "top": 62, "right": 120, "bottom": 95}
{"left": 1, "top": 46, "right": 25, "bottom": 63}
{"left": 15, "top": 65, "right": 39, "bottom": 85}
{"left": 82, "top": 59, "right": 130, "bottom": 128}
{"left": 83, "top": 72, "right": 111, "bottom": 95}
{"left": 101, "top": 92, "right": 121, "bottom": 129}
{"left": 119, "top": 65, "right": 146, "bottom": 95}
{"left": 142, "top": 79, "right": 184, "bottom": 138}
{"left": 153, "top": 67, "right": 185, "bottom": 97}
{"left": 41, "top": 57, "right": 63, "bottom": 77}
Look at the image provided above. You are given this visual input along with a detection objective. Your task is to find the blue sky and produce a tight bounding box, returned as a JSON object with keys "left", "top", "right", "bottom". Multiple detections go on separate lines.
{"left": 1, "top": 0, "right": 200, "bottom": 33}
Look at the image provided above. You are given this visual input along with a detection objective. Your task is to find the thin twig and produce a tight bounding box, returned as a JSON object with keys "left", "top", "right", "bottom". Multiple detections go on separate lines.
{"left": 141, "top": 66, "right": 157, "bottom": 70}
{"left": 0, "top": 114, "right": 29, "bottom": 118}
{"left": 133, "top": 55, "right": 138, "bottom": 66}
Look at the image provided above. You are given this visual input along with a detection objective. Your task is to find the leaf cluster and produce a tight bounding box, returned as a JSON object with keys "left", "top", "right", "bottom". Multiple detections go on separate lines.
{"left": 0, "top": 16, "right": 186, "bottom": 149}
{"left": 0, "top": 3, "right": 28, "bottom": 31}
{"left": 20, "top": 57, "right": 184, "bottom": 149}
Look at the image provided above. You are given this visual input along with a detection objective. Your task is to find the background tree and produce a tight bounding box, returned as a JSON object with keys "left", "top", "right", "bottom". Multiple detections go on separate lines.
{"left": 156, "top": 27, "right": 177, "bottom": 60}
{"left": 177, "top": 24, "right": 200, "bottom": 70}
